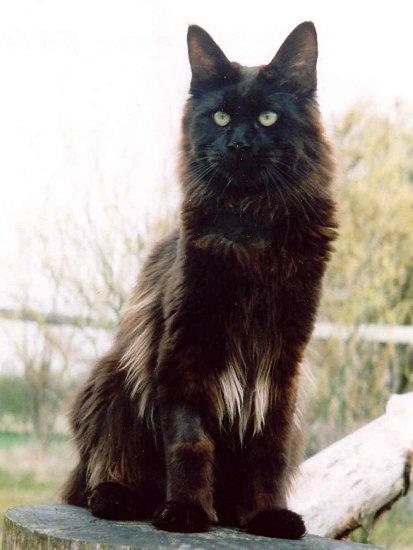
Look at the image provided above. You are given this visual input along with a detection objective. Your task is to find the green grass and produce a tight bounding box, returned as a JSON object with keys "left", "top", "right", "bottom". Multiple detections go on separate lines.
{"left": 0, "top": 430, "right": 72, "bottom": 536}
{"left": 347, "top": 496, "right": 413, "bottom": 549}
{"left": 369, "top": 497, "right": 413, "bottom": 549}
{"left": 0, "top": 468, "right": 61, "bottom": 536}
{"left": 0, "top": 430, "right": 69, "bottom": 448}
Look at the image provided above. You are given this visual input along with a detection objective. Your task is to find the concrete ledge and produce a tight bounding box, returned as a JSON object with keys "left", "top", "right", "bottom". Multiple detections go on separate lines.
{"left": 2, "top": 504, "right": 381, "bottom": 549}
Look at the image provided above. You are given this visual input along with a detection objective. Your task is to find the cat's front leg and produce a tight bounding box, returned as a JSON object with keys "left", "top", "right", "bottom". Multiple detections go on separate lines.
{"left": 240, "top": 384, "right": 306, "bottom": 539}
{"left": 151, "top": 252, "right": 224, "bottom": 533}
{"left": 152, "top": 400, "right": 217, "bottom": 532}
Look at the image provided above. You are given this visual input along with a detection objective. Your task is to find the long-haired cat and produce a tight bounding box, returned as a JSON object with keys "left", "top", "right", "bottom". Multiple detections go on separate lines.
{"left": 62, "top": 21, "right": 336, "bottom": 539}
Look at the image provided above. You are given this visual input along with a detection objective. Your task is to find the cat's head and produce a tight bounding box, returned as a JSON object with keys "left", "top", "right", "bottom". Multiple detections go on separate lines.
{"left": 182, "top": 22, "right": 329, "bottom": 197}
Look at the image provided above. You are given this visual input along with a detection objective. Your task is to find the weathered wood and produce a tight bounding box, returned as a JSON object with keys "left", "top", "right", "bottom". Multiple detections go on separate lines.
{"left": 3, "top": 395, "right": 411, "bottom": 548}
{"left": 289, "top": 392, "right": 413, "bottom": 538}
{"left": 2, "top": 504, "right": 380, "bottom": 549}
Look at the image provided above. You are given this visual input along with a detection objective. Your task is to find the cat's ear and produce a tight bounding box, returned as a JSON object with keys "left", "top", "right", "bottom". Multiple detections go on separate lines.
{"left": 187, "top": 25, "right": 235, "bottom": 93}
{"left": 265, "top": 22, "right": 318, "bottom": 94}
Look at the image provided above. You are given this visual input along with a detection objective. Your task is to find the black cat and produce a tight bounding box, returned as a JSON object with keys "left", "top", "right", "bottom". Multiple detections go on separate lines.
{"left": 62, "top": 22, "right": 337, "bottom": 539}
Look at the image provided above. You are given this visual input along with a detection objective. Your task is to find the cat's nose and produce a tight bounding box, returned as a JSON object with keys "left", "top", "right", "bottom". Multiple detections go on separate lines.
{"left": 227, "top": 140, "right": 252, "bottom": 152}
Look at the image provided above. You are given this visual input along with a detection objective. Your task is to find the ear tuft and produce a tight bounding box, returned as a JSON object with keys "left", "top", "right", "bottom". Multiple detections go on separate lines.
{"left": 266, "top": 21, "right": 318, "bottom": 94}
{"left": 187, "top": 25, "right": 235, "bottom": 93}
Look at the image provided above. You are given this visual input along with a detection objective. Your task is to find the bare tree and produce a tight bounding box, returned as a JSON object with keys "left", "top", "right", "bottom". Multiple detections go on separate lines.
{"left": 4, "top": 177, "right": 176, "bottom": 445}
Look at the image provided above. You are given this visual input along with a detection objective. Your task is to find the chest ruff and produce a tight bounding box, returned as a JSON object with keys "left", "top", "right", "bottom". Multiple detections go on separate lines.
{"left": 213, "top": 294, "right": 282, "bottom": 439}
{"left": 193, "top": 208, "right": 273, "bottom": 250}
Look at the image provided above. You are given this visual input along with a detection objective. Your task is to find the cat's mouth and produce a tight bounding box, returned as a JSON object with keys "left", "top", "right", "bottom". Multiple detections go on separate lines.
{"left": 213, "top": 157, "right": 277, "bottom": 186}
{"left": 206, "top": 150, "right": 280, "bottom": 176}
{"left": 198, "top": 150, "right": 283, "bottom": 189}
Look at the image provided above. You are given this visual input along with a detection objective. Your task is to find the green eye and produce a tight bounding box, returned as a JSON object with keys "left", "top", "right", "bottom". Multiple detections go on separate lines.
{"left": 258, "top": 110, "right": 278, "bottom": 126}
{"left": 213, "top": 111, "right": 231, "bottom": 127}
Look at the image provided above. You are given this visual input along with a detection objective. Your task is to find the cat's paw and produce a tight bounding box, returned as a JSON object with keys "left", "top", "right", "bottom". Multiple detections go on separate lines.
{"left": 244, "top": 508, "right": 306, "bottom": 539}
{"left": 88, "top": 481, "right": 146, "bottom": 521}
{"left": 152, "top": 501, "right": 211, "bottom": 533}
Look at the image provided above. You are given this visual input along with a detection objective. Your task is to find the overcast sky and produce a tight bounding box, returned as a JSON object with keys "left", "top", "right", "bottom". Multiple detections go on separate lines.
{"left": 1, "top": 0, "right": 413, "bottom": 304}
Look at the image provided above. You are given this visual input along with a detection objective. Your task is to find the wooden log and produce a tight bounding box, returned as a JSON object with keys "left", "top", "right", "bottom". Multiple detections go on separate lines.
{"left": 289, "top": 392, "right": 413, "bottom": 539}
{"left": 3, "top": 395, "right": 411, "bottom": 548}
{"left": 2, "top": 504, "right": 380, "bottom": 550}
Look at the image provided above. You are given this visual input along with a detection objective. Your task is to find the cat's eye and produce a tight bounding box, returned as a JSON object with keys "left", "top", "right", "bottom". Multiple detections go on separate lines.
{"left": 213, "top": 111, "right": 231, "bottom": 127}
{"left": 258, "top": 111, "right": 278, "bottom": 127}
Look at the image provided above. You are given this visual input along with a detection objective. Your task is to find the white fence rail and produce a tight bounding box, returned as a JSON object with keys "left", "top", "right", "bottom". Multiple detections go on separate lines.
{"left": 2, "top": 308, "right": 413, "bottom": 344}
{"left": 314, "top": 322, "right": 413, "bottom": 345}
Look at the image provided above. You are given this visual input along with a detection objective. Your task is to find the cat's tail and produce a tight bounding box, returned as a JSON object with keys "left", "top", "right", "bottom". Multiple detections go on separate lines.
{"left": 61, "top": 461, "right": 88, "bottom": 507}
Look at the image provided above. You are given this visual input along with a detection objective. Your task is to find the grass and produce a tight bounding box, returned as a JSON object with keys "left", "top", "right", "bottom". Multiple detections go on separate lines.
{"left": 0, "top": 430, "right": 69, "bottom": 449}
{"left": 0, "top": 430, "right": 73, "bottom": 536}
{"left": 347, "top": 495, "right": 413, "bottom": 549}
{"left": 0, "top": 469, "right": 61, "bottom": 533}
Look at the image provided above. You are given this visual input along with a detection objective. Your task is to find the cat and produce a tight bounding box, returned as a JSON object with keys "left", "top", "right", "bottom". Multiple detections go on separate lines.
{"left": 62, "top": 21, "right": 337, "bottom": 539}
